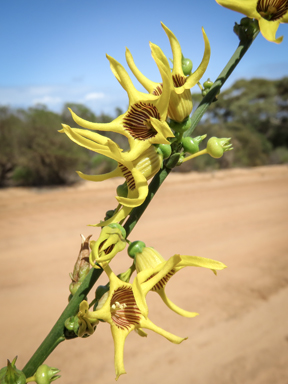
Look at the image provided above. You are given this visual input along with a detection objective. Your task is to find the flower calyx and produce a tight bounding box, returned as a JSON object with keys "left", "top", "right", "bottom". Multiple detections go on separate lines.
{"left": 0, "top": 357, "right": 26, "bottom": 384}
{"left": 33, "top": 364, "right": 61, "bottom": 384}
{"left": 233, "top": 17, "right": 259, "bottom": 41}
{"left": 206, "top": 137, "right": 233, "bottom": 158}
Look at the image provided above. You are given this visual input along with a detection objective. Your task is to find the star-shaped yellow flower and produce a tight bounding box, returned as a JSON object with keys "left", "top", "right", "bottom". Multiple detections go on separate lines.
{"left": 126, "top": 22, "right": 210, "bottom": 122}
{"left": 130, "top": 244, "right": 227, "bottom": 317}
{"left": 216, "top": 0, "right": 288, "bottom": 43}
{"left": 66, "top": 43, "right": 174, "bottom": 161}
{"left": 59, "top": 125, "right": 162, "bottom": 226}
{"left": 79, "top": 259, "right": 187, "bottom": 380}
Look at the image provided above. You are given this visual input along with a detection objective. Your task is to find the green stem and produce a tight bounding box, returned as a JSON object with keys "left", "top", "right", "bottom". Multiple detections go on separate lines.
{"left": 22, "top": 28, "right": 259, "bottom": 378}
{"left": 22, "top": 268, "right": 103, "bottom": 378}
{"left": 184, "top": 30, "right": 259, "bottom": 138}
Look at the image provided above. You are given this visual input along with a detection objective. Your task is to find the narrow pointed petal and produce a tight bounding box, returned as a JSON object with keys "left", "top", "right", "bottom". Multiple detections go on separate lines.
{"left": 161, "top": 22, "right": 183, "bottom": 75}
{"left": 149, "top": 42, "right": 173, "bottom": 112}
{"left": 157, "top": 287, "right": 199, "bottom": 318}
{"left": 68, "top": 108, "right": 126, "bottom": 136}
{"left": 215, "top": 0, "right": 259, "bottom": 19}
{"left": 111, "top": 325, "right": 129, "bottom": 380}
{"left": 140, "top": 318, "right": 187, "bottom": 344}
{"left": 61, "top": 125, "right": 120, "bottom": 161}
{"left": 176, "top": 255, "right": 227, "bottom": 271}
{"left": 76, "top": 168, "right": 122, "bottom": 182}
{"left": 185, "top": 28, "right": 211, "bottom": 90}
{"left": 258, "top": 18, "right": 283, "bottom": 43}
{"left": 62, "top": 126, "right": 110, "bottom": 146}
{"left": 126, "top": 47, "right": 157, "bottom": 93}
{"left": 107, "top": 54, "right": 157, "bottom": 106}
{"left": 95, "top": 205, "right": 132, "bottom": 227}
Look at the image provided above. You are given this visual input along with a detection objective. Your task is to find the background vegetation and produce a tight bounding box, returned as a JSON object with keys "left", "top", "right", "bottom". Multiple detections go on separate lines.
{"left": 1, "top": 77, "right": 287, "bottom": 187}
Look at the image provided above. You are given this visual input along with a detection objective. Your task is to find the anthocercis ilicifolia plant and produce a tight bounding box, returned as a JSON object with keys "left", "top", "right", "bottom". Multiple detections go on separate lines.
{"left": 2, "top": 3, "right": 286, "bottom": 383}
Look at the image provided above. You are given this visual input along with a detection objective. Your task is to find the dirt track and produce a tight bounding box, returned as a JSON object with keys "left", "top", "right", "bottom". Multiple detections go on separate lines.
{"left": 1, "top": 165, "right": 288, "bottom": 384}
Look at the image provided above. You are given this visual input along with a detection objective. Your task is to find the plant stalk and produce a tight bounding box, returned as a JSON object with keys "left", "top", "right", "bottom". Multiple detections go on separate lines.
{"left": 22, "top": 29, "right": 258, "bottom": 378}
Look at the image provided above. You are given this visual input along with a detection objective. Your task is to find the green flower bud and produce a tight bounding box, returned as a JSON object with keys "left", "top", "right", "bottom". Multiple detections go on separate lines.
{"left": 181, "top": 135, "right": 207, "bottom": 154}
{"left": 127, "top": 241, "right": 146, "bottom": 258}
{"left": 156, "top": 143, "right": 172, "bottom": 159}
{"left": 203, "top": 79, "right": 213, "bottom": 89}
{"left": 116, "top": 182, "right": 128, "bottom": 198}
{"left": 206, "top": 137, "right": 233, "bottom": 158}
{"left": 34, "top": 364, "right": 60, "bottom": 384}
{"left": 169, "top": 117, "right": 192, "bottom": 134}
{"left": 0, "top": 357, "right": 26, "bottom": 384}
{"left": 182, "top": 56, "right": 193, "bottom": 76}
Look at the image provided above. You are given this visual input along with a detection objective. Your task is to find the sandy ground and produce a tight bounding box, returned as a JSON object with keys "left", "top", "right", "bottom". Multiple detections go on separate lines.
{"left": 1, "top": 165, "right": 288, "bottom": 384}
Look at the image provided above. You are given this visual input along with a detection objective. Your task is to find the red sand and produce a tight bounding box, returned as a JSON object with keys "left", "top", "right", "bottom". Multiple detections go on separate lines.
{"left": 1, "top": 165, "right": 288, "bottom": 384}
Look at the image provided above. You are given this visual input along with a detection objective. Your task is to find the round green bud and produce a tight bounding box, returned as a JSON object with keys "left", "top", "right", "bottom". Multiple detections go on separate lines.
{"left": 116, "top": 182, "right": 128, "bottom": 198}
{"left": 182, "top": 58, "right": 193, "bottom": 76}
{"left": 34, "top": 364, "right": 60, "bottom": 384}
{"left": 206, "top": 137, "right": 232, "bottom": 158}
{"left": 203, "top": 79, "right": 213, "bottom": 89}
{"left": 157, "top": 143, "right": 172, "bottom": 159}
{"left": 169, "top": 117, "right": 192, "bottom": 133}
{"left": 181, "top": 137, "right": 200, "bottom": 154}
{"left": 127, "top": 241, "right": 146, "bottom": 258}
{"left": 108, "top": 223, "right": 126, "bottom": 239}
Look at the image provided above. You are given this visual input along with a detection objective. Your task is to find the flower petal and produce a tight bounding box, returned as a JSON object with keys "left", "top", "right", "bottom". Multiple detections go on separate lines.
{"left": 111, "top": 325, "right": 130, "bottom": 380}
{"left": 77, "top": 168, "right": 122, "bottom": 182}
{"left": 157, "top": 287, "right": 199, "bottom": 318}
{"left": 140, "top": 317, "right": 187, "bottom": 344}
{"left": 161, "top": 22, "right": 183, "bottom": 75}
{"left": 184, "top": 28, "right": 211, "bottom": 90}
{"left": 258, "top": 18, "right": 283, "bottom": 43}
{"left": 126, "top": 47, "right": 157, "bottom": 93}
{"left": 215, "top": 0, "right": 259, "bottom": 19}
{"left": 175, "top": 255, "right": 227, "bottom": 272}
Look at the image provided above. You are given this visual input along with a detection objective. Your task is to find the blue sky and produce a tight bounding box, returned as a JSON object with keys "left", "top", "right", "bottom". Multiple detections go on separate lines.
{"left": 1, "top": 0, "right": 288, "bottom": 116}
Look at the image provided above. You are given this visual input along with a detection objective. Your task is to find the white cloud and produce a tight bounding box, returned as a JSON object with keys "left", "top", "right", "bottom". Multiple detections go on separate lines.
{"left": 84, "top": 92, "right": 105, "bottom": 100}
{"left": 32, "top": 96, "right": 62, "bottom": 105}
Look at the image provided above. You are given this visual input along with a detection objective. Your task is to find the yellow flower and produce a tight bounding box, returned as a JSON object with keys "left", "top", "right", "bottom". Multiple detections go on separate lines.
{"left": 126, "top": 22, "right": 210, "bottom": 123}
{"left": 67, "top": 43, "right": 174, "bottom": 162}
{"left": 89, "top": 224, "right": 127, "bottom": 269}
{"left": 216, "top": 0, "right": 288, "bottom": 43}
{"left": 130, "top": 243, "right": 227, "bottom": 317}
{"left": 59, "top": 125, "right": 162, "bottom": 225}
{"left": 79, "top": 259, "right": 187, "bottom": 380}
